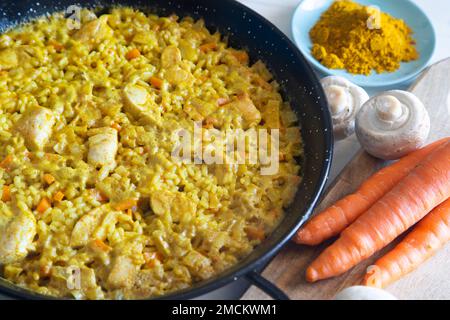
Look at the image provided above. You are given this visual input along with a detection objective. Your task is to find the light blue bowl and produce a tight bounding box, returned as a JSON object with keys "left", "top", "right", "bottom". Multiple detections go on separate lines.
{"left": 291, "top": 0, "right": 436, "bottom": 88}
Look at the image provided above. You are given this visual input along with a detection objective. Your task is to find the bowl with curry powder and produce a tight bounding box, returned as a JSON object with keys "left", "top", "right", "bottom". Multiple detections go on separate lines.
{"left": 292, "top": 0, "right": 435, "bottom": 87}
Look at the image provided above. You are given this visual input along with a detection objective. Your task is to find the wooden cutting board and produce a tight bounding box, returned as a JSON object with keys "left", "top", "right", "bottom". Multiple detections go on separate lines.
{"left": 241, "top": 58, "right": 450, "bottom": 300}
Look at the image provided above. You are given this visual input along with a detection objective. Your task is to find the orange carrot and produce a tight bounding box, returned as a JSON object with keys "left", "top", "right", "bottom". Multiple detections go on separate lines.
{"left": 111, "top": 122, "right": 121, "bottom": 131}
{"left": 231, "top": 50, "right": 249, "bottom": 64}
{"left": 0, "top": 155, "right": 13, "bottom": 169}
{"left": 53, "top": 191, "right": 65, "bottom": 202}
{"left": 125, "top": 48, "right": 141, "bottom": 60}
{"left": 113, "top": 198, "right": 138, "bottom": 211}
{"left": 36, "top": 197, "right": 51, "bottom": 214}
{"left": 200, "top": 42, "right": 217, "bottom": 52}
{"left": 149, "top": 76, "right": 163, "bottom": 89}
{"left": 2, "top": 185, "right": 11, "bottom": 202}
{"left": 93, "top": 239, "right": 112, "bottom": 252}
{"left": 43, "top": 173, "right": 56, "bottom": 185}
{"left": 306, "top": 140, "right": 450, "bottom": 282}
{"left": 363, "top": 197, "right": 450, "bottom": 288}
{"left": 48, "top": 40, "right": 64, "bottom": 52}
{"left": 294, "top": 137, "right": 450, "bottom": 245}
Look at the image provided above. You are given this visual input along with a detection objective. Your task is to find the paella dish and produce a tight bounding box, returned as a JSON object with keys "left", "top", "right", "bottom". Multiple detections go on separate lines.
{"left": 0, "top": 7, "right": 302, "bottom": 299}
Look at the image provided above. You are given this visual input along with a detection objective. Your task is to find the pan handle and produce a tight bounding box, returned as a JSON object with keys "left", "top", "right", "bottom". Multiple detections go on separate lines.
{"left": 244, "top": 271, "right": 289, "bottom": 300}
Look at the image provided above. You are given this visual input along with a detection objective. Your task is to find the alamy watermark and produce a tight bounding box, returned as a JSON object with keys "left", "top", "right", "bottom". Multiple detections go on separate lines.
{"left": 66, "top": 266, "right": 81, "bottom": 290}
{"left": 65, "top": 5, "right": 81, "bottom": 30}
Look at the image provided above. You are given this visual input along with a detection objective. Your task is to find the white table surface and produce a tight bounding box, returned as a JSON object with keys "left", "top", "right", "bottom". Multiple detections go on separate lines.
{"left": 0, "top": 0, "right": 448, "bottom": 301}
{"left": 199, "top": 0, "right": 450, "bottom": 300}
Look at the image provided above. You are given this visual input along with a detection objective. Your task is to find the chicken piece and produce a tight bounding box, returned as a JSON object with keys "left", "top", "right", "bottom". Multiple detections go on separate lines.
{"left": 79, "top": 267, "right": 104, "bottom": 299}
{"left": 87, "top": 127, "right": 118, "bottom": 168}
{"left": 123, "top": 84, "right": 160, "bottom": 125}
{"left": 92, "top": 210, "right": 121, "bottom": 240}
{"left": 132, "top": 31, "right": 158, "bottom": 47}
{"left": 48, "top": 265, "right": 102, "bottom": 298}
{"left": 123, "top": 84, "right": 149, "bottom": 113}
{"left": 165, "top": 66, "right": 190, "bottom": 85}
{"left": 16, "top": 106, "right": 55, "bottom": 151}
{"left": 150, "top": 190, "right": 196, "bottom": 222}
{"left": 190, "top": 98, "right": 217, "bottom": 119}
{"left": 262, "top": 100, "right": 280, "bottom": 129}
{"left": 182, "top": 250, "right": 214, "bottom": 280}
{"left": 149, "top": 190, "right": 174, "bottom": 216}
{"left": 106, "top": 240, "right": 143, "bottom": 289}
{"left": 251, "top": 60, "right": 272, "bottom": 82}
{"left": 0, "top": 48, "right": 18, "bottom": 70}
{"left": 161, "top": 45, "right": 181, "bottom": 68}
{"left": 0, "top": 209, "right": 36, "bottom": 264}
{"left": 70, "top": 205, "right": 108, "bottom": 247}
{"left": 226, "top": 93, "right": 261, "bottom": 128}
{"left": 106, "top": 256, "right": 137, "bottom": 289}
{"left": 184, "top": 98, "right": 214, "bottom": 121}
{"left": 48, "top": 266, "right": 73, "bottom": 294}
{"left": 73, "top": 16, "right": 112, "bottom": 45}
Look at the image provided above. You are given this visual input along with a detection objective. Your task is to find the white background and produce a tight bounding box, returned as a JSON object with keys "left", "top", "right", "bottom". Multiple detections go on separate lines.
{"left": 0, "top": 0, "right": 448, "bottom": 300}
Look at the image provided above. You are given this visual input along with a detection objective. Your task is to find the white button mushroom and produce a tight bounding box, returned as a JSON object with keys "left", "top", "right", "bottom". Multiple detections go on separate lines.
{"left": 355, "top": 90, "right": 430, "bottom": 160}
{"left": 321, "top": 76, "right": 369, "bottom": 140}
{"left": 334, "top": 286, "right": 397, "bottom": 300}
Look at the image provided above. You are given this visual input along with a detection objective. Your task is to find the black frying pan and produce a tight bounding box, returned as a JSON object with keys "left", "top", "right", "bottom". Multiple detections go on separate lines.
{"left": 0, "top": 0, "right": 333, "bottom": 300}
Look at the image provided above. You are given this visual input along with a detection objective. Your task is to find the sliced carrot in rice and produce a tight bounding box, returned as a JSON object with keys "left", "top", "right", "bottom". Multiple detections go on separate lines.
{"left": 93, "top": 239, "right": 112, "bottom": 252}
{"left": 200, "top": 42, "right": 217, "bottom": 52}
{"left": 111, "top": 122, "right": 121, "bottom": 131}
{"left": 125, "top": 48, "right": 141, "bottom": 60}
{"left": 48, "top": 40, "right": 64, "bottom": 52}
{"left": 43, "top": 173, "right": 56, "bottom": 185}
{"left": 149, "top": 76, "right": 164, "bottom": 89}
{"left": 36, "top": 197, "right": 51, "bottom": 213}
{"left": 53, "top": 191, "right": 65, "bottom": 202}
{"left": 2, "top": 185, "right": 11, "bottom": 202}
{"left": 0, "top": 155, "right": 13, "bottom": 169}
{"left": 113, "top": 198, "right": 138, "bottom": 211}
{"left": 231, "top": 50, "right": 249, "bottom": 64}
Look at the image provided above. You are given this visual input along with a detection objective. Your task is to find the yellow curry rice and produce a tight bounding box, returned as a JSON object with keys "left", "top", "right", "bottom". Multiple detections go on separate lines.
{"left": 0, "top": 8, "right": 302, "bottom": 299}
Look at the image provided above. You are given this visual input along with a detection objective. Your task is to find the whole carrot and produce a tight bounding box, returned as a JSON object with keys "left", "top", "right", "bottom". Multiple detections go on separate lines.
{"left": 363, "top": 197, "right": 450, "bottom": 288}
{"left": 306, "top": 140, "right": 450, "bottom": 282}
{"left": 294, "top": 138, "right": 450, "bottom": 245}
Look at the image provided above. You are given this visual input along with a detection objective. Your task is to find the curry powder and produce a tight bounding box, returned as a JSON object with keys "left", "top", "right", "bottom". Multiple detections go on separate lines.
{"left": 310, "top": 0, "right": 418, "bottom": 75}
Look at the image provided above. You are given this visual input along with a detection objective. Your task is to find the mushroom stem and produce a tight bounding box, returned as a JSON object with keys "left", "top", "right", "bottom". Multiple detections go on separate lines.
{"left": 326, "top": 85, "right": 348, "bottom": 115}
{"left": 376, "top": 95, "right": 403, "bottom": 122}
{"left": 320, "top": 76, "right": 369, "bottom": 140}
